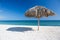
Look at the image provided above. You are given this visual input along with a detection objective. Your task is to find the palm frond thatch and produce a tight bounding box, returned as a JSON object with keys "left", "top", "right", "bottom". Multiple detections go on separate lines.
{"left": 25, "top": 6, "right": 55, "bottom": 18}
{"left": 25, "top": 6, "right": 55, "bottom": 30}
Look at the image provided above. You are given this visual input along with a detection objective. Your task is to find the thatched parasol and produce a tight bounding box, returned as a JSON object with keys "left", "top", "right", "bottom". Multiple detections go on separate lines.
{"left": 25, "top": 6, "right": 55, "bottom": 30}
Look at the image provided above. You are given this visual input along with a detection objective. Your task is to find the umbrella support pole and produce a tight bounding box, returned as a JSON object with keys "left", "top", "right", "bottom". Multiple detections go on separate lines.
{"left": 38, "top": 18, "right": 40, "bottom": 31}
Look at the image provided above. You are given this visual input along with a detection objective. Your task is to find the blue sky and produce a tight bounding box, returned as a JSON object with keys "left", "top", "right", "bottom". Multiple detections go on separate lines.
{"left": 0, "top": 0, "right": 60, "bottom": 20}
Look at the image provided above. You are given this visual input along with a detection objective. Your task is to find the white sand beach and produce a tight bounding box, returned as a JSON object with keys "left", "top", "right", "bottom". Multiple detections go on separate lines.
{"left": 0, "top": 25, "right": 60, "bottom": 40}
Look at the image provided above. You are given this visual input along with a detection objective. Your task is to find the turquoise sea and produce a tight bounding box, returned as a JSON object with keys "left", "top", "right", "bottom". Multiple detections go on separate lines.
{"left": 0, "top": 20, "right": 60, "bottom": 26}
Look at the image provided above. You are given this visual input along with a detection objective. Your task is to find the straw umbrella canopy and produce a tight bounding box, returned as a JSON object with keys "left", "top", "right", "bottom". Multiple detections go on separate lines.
{"left": 25, "top": 6, "right": 55, "bottom": 30}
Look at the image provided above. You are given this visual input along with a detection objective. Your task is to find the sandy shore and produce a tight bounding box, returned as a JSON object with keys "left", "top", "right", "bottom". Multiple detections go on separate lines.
{"left": 0, "top": 25, "right": 60, "bottom": 40}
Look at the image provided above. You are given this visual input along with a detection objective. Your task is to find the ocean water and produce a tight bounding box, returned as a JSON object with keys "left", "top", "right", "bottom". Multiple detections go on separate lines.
{"left": 0, "top": 20, "right": 60, "bottom": 26}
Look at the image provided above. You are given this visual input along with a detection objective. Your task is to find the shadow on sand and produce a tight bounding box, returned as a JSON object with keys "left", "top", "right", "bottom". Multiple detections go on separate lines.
{"left": 7, "top": 27, "right": 33, "bottom": 32}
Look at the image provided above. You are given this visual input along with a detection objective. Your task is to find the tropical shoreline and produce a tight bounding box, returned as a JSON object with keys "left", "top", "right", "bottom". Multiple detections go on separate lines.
{"left": 0, "top": 25, "right": 60, "bottom": 40}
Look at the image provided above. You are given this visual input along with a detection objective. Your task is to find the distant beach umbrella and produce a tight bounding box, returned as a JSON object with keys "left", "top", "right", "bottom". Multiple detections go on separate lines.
{"left": 25, "top": 6, "right": 55, "bottom": 31}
